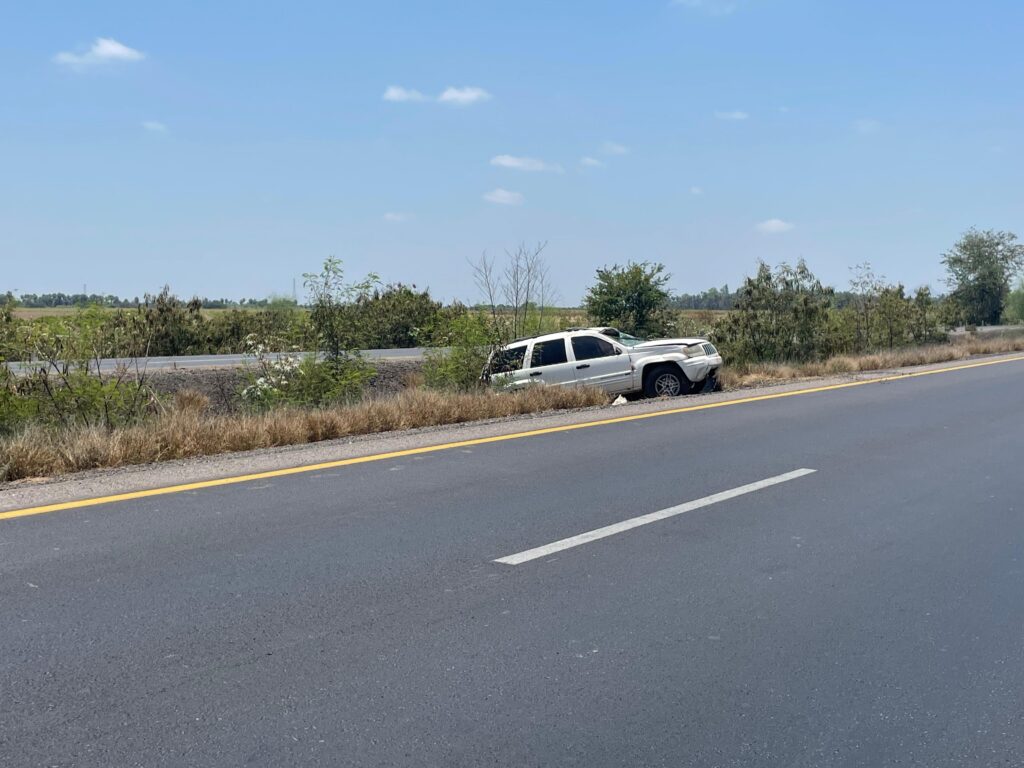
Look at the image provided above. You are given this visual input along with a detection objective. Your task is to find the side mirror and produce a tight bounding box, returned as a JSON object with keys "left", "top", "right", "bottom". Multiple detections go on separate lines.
{"left": 615, "top": 347, "right": 623, "bottom": 355}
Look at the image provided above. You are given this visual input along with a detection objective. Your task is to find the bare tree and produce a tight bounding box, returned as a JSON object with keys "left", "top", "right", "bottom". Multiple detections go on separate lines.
{"left": 471, "top": 252, "right": 501, "bottom": 325}
{"left": 470, "top": 242, "right": 558, "bottom": 339}
{"left": 533, "top": 250, "right": 556, "bottom": 334}
{"left": 849, "top": 262, "right": 885, "bottom": 350}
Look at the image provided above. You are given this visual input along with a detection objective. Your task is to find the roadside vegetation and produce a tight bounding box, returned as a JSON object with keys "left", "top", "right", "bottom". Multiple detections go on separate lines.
{"left": 1003, "top": 280, "right": 1024, "bottom": 324}
{"left": 0, "top": 386, "right": 609, "bottom": 482}
{"left": 2, "top": 228, "right": 1022, "bottom": 483}
{"left": 717, "top": 335, "right": 1024, "bottom": 390}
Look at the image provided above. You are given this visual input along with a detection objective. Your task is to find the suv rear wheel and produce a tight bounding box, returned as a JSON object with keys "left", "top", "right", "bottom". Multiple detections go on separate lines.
{"left": 643, "top": 365, "right": 685, "bottom": 398}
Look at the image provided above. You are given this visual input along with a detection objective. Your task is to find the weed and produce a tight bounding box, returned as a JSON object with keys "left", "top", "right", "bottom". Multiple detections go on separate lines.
{"left": 0, "top": 386, "right": 610, "bottom": 481}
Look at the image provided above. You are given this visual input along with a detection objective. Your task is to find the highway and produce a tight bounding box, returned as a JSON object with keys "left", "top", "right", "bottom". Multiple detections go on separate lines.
{"left": 2, "top": 357, "right": 1023, "bottom": 766}
{"left": 4, "top": 347, "right": 430, "bottom": 374}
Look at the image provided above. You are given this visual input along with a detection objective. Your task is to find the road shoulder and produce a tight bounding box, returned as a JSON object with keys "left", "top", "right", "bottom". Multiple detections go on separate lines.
{"left": 2, "top": 352, "right": 1022, "bottom": 515}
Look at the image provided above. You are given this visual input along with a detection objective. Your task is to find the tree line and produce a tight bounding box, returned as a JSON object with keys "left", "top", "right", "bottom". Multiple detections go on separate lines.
{"left": 7, "top": 292, "right": 298, "bottom": 310}
{"left": 2, "top": 229, "right": 1022, "bottom": 434}
{"left": 582, "top": 228, "right": 1024, "bottom": 365}
{"left": 3, "top": 228, "right": 1022, "bottom": 367}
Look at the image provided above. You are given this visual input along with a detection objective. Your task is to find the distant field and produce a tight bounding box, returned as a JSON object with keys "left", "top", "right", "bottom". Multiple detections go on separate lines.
{"left": 12, "top": 307, "right": 81, "bottom": 318}
{"left": 12, "top": 307, "right": 296, "bottom": 319}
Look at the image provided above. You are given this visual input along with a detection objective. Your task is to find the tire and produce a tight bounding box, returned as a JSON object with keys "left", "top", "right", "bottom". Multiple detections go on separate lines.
{"left": 643, "top": 365, "right": 685, "bottom": 398}
{"left": 688, "top": 377, "right": 707, "bottom": 395}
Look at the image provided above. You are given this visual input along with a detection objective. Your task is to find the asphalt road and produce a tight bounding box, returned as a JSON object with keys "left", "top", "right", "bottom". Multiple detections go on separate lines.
{"left": 5, "top": 347, "right": 430, "bottom": 374}
{"left": 2, "top": 359, "right": 1023, "bottom": 766}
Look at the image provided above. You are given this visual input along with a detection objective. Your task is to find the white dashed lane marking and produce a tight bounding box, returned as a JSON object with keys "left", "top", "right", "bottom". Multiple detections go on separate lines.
{"left": 494, "top": 468, "right": 817, "bottom": 565}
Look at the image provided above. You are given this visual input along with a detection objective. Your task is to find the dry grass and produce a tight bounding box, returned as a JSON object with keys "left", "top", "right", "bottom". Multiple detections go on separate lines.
{"left": 11, "top": 307, "right": 82, "bottom": 319}
{"left": 0, "top": 386, "right": 610, "bottom": 482}
{"left": 717, "top": 336, "right": 1024, "bottom": 390}
{"left": 4, "top": 335, "right": 1022, "bottom": 484}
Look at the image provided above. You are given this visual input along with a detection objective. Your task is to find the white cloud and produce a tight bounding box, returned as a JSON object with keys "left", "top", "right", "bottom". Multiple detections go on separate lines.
{"left": 580, "top": 156, "right": 605, "bottom": 168}
{"left": 854, "top": 118, "right": 882, "bottom": 135}
{"left": 690, "top": 186, "right": 704, "bottom": 196}
{"left": 715, "top": 110, "right": 749, "bottom": 121}
{"left": 483, "top": 188, "right": 524, "bottom": 206}
{"left": 490, "top": 155, "right": 562, "bottom": 173}
{"left": 601, "top": 141, "right": 630, "bottom": 155}
{"left": 142, "top": 120, "right": 167, "bottom": 133}
{"left": 671, "top": 0, "right": 738, "bottom": 16}
{"left": 54, "top": 37, "right": 144, "bottom": 69}
{"left": 383, "top": 85, "right": 426, "bottom": 103}
{"left": 383, "top": 212, "right": 411, "bottom": 222}
{"left": 438, "top": 86, "right": 492, "bottom": 106}
{"left": 756, "top": 218, "right": 795, "bottom": 234}
{"left": 384, "top": 84, "right": 493, "bottom": 106}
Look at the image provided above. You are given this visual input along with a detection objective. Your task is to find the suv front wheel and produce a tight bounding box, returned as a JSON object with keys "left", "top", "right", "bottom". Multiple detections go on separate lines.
{"left": 643, "top": 365, "right": 685, "bottom": 398}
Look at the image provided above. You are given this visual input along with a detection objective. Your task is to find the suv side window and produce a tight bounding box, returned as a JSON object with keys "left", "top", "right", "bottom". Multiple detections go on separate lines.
{"left": 571, "top": 335, "right": 616, "bottom": 361}
{"left": 530, "top": 339, "right": 568, "bottom": 367}
{"left": 490, "top": 345, "right": 526, "bottom": 374}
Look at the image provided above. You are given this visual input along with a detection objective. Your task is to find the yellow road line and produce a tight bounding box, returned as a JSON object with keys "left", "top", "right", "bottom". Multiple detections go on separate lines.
{"left": 2, "top": 354, "right": 1023, "bottom": 522}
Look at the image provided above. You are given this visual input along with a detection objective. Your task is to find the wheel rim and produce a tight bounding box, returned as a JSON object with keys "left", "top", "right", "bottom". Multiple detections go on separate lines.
{"left": 654, "top": 373, "right": 681, "bottom": 397}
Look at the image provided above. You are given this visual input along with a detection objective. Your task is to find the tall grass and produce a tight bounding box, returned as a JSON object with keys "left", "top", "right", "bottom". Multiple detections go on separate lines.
{"left": 717, "top": 336, "right": 1024, "bottom": 389}
{"left": 0, "top": 386, "right": 610, "bottom": 482}
{"left": 3, "top": 336, "right": 1022, "bottom": 484}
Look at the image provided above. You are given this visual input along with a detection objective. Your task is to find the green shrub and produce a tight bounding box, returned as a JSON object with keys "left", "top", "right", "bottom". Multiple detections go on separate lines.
{"left": 711, "top": 261, "right": 950, "bottom": 365}
{"left": 0, "top": 301, "right": 157, "bottom": 434}
{"left": 0, "top": 369, "right": 36, "bottom": 436}
{"left": 349, "top": 284, "right": 449, "bottom": 348}
{"left": 422, "top": 314, "right": 503, "bottom": 392}
{"left": 7, "top": 309, "right": 156, "bottom": 430}
{"left": 133, "top": 287, "right": 206, "bottom": 356}
{"left": 583, "top": 261, "right": 675, "bottom": 337}
{"left": 713, "top": 261, "right": 836, "bottom": 364}
{"left": 0, "top": 299, "right": 15, "bottom": 359}
{"left": 1006, "top": 282, "right": 1024, "bottom": 324}
{"left": 942, "top": 229, "right": 1024, "bottom": 326}
{"left": 203, "top": 304, "right": 310, "bottom": 353}
{"left": 240, "top": 337, "right": 373, "bottom": 410}
{"left": 303, "top": 257, "right": 380, "bottom": 361}
{"left": 25, "top": 368, "right": 155, "bottom": 429}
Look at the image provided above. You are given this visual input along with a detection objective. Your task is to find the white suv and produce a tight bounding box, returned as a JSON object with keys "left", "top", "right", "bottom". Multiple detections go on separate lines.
{"left": 485, "top": 327, "right": 723, "bottom": 398}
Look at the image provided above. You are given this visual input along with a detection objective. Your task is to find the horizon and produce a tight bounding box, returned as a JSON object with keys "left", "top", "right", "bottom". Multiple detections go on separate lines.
{"left": 3, "top": 1, "right": 1022, "bottom": 303}
{"left": 3, "top": 266, "right": 964, "bottom": 309}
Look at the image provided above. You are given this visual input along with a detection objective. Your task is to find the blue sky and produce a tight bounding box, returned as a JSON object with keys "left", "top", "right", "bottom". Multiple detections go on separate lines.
{"left": 2, "top": 1, "right": 1022, "bottom": 303}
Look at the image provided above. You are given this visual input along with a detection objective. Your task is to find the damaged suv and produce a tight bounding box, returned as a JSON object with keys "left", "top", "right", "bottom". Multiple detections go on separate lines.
{"left": 484, "top": 327, "right": 723, "bottom": 398}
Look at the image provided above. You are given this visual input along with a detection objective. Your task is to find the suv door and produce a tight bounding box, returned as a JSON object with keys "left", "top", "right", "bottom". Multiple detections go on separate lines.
{"left": 569, "top": 334, "right": 633, "bottom": 393}
{"left": 522, "top": 338, "right": 577, "bottom": 387}
{"left": 489, "top": 343, "right": 529, "bottom": 388}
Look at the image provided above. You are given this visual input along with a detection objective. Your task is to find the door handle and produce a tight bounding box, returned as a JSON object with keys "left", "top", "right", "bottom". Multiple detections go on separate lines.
{"left": 529, "top": 371, "right": 543, "bottom": 377}
{"left": 576, "top": 364, "right": 591, "bottom": 370}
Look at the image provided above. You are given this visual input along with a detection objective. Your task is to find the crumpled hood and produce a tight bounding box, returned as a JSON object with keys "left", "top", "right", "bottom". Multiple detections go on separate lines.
{"left": 633, "top": 338, "right": 707, "bottom": 349}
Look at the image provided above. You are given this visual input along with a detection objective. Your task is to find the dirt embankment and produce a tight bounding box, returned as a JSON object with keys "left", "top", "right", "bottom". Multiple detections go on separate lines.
{"left": 146, "top": 360, "right": 424, "bottom": 413}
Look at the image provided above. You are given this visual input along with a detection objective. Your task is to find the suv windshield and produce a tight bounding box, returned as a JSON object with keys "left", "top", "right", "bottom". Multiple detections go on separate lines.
{"left": 615, "top": 332, "right": 645, "bottom": 347}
